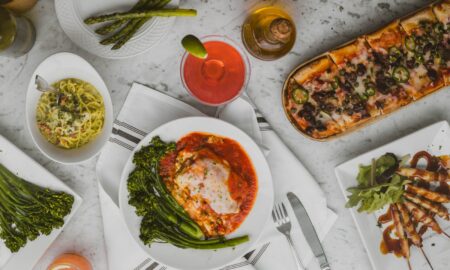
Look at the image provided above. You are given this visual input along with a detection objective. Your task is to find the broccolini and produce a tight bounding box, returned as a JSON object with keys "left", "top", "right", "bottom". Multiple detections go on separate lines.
{"left": 0, "top": 163, "right": 74, "bottom": 252}
{"left": 128, "top": 136, "right": 250, "bottom": 249}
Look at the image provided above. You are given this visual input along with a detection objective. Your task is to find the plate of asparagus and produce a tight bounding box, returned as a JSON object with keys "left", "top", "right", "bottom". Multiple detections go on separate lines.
{"left": 55, "top": 0, "right": 197, "bottom": 59}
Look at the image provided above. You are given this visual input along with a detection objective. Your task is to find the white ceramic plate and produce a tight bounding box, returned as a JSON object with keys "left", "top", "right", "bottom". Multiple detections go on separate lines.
{"left": 118, "top": 117, "right": 274, "bottom": 270}
{"left": 0, "top": 134, "right": 82, "bottom": 270}
{"left": 335, "top": 121, "right": 450, "bottom": 270}
{"left": 55, "top": 0, "right": 179, "bottom": 59}
{"left": 25, "top": 52, "right": 113, "bottom": 164}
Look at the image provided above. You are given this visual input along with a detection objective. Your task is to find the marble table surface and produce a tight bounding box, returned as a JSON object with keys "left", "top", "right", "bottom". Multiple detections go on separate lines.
{"left": 1, "top": 0, "right": 449, "bottom": 269}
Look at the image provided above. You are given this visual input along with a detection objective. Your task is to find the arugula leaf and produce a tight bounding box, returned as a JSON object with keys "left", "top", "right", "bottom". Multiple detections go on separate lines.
{"left": 346, "top": 153, "right": 409, "bottom": 213}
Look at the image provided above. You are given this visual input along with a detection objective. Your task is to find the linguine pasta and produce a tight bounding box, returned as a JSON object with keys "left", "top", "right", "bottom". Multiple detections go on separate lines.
{"left": 36, "top": 78, "right": 105, "bottom": 149}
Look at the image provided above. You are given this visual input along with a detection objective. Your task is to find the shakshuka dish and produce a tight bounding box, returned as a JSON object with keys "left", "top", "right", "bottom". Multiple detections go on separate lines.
{"left": 159, "top": 132, "right": 258, "bottom": 237}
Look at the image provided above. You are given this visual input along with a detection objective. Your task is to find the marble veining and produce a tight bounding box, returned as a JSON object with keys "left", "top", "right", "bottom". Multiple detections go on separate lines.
{"left": 0, "top": 0, "right": 448, "bottom": 270}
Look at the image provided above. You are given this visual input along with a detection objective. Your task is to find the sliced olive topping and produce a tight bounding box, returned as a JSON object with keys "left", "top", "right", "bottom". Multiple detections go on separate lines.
{"left": 292, "top": 87, "right": 309, "bottom": 104}
{"left": 356, "top": 63, "right": 366, "bottom": 76}
{"left": 427, "top": 68, "right": 439, "bottom": 82}
{"left": 392, "top": 66, "right": 409, "bottom": 83}
{"left": 434, "top": 23, "right": 444, "bottom": 34}
{"left": 406, "top": 58, "right": 415, "bottom": 69}
{"left": 405, "top": 36, "right": 416, "bottom": 51}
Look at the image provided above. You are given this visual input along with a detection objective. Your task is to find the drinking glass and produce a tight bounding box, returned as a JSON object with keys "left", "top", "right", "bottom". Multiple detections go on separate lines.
{"left": 0, "top": 6, "right": 35, "bottom": 58}
{"left": 180, "top": 35, "right": 250, "bottom": 106}
{"left": 0, "top": 0, "right": 37, "bottom": 13}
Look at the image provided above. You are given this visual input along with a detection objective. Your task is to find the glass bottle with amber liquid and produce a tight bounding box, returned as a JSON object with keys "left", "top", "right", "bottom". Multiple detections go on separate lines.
{"left": 242, "top": 6, "right": 296, "bottom": 61}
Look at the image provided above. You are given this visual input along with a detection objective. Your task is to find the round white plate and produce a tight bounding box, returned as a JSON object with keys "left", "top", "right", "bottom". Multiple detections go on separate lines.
{"left": 119, "top": 117, "right": 274, "bottom": 270}
{"left": 25, "top": 52, "right": 113, "bottom": 164}
{"left": 55, "top": 0, "right": 179, "bottom": 59}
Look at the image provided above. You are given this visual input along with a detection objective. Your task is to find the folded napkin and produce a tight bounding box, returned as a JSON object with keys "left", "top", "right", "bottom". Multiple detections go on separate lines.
{"left": 96, "top": 83, "right": 337, "bottom": 270}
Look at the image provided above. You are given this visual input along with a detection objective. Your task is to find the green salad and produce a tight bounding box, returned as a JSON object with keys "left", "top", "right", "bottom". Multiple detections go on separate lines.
{"left": 346, "top": 153, "right": 411, "bottom": 213}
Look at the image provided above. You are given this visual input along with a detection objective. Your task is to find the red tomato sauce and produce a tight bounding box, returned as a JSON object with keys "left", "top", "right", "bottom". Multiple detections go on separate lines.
{"left": 159, "top": 132, "right": 258, "bottom": 236}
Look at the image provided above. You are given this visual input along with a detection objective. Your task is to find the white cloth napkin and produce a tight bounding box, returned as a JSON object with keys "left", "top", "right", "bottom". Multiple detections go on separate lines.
{"left": 96, "top": 83, "right": 337, "bottom": 270}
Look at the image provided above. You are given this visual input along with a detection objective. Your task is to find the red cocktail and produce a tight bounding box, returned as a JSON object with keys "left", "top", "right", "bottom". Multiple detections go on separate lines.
{"left": 181, "top": 36, "right": 250, "bottom": 106}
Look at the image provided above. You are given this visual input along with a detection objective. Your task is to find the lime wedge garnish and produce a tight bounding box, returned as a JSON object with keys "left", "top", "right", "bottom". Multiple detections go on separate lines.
{"left": 182, "top": 35, "right": 208, "bottom": 59}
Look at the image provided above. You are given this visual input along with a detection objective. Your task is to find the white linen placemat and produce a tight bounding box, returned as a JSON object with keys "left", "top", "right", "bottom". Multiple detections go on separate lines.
{"left": 96, "top": 83, "right": 337, "bottom": 270}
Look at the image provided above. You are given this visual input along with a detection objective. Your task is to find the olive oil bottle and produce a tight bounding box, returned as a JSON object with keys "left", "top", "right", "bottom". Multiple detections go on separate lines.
{"left": 242, "top": 6, "right": 296, "bottom": 61}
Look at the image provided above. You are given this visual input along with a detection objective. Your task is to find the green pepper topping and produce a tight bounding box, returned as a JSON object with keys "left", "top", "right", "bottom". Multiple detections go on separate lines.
{"left": 388, "top": 47, "right": 402, "bottom": 63}
{"left": 365, "top": 86, "right": 376, "bottom": 96}
{"left": 389, "top": 47, "right": 401, "bottom": 56}
{"left": 331, "top": 76, "right": 340, "bottom": 90}
{"left": 415, "top": 53, "right": 424, "bottom": 64}
{"left": 392, "top": 66, "right": 409, "bottom": 83}
{"left": 292, "top": 87, "right": 309, "bottom": 104}
{"left": 405, "top": 36, "right": 416, "bottom": 51}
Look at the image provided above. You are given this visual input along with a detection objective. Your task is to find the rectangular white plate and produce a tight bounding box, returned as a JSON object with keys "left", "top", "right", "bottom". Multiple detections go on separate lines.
{"left": 0, "top": 134, "right": 82, "bottom": 270}
{"left": 335, "top": 121, "right": 450, "bottom": 270}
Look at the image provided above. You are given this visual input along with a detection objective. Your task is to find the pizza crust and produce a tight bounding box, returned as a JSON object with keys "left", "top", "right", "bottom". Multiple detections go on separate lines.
{"left": 433, "top": 0, "right": 450, "bottom": 25}
{"left": 400, "top": 7, "right": 437, "bottom": 35}
{"left": 292, "top": 56, "right": 334, "bottom": 85}
{"left": 366, "top": 20, "right": 403, "bottom": 53}
{"left": 329, "top": 38, "right": 367, "bottom": 66}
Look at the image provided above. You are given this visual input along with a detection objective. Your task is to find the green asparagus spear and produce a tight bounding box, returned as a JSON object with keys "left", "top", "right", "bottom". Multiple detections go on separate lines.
{"left": 84, "top": 9, "right": 197, "bottom": 25}
{"left": 100, "top": 20, "right": 140, "bottom": 45}
{"left": 111, "top": 20, "right": 145, "bottom": 49}
{"left": 109, "top": 0, "right": 172, "bottom": 49}
{"left": 95, "top": 0, "right": 157, "bottom": 35}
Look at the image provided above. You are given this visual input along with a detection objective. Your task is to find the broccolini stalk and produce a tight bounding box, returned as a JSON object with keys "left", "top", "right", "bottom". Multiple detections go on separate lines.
{"left": 128, "top": 168, "right": 202, "bottom": 239}
{"left": 129, "top": 136, "right": 204, "bottom": 239}
{"left": 0, "top": 163, "right": 74, "bottom": 252}
{"left": 140, "top": 215, "right": 249, "bottom": 249}
{"left": 128, "top": 136, "right": 250, "bottom": 250}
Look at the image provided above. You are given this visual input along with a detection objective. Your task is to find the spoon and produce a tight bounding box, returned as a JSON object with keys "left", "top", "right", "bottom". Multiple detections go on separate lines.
{"left": 35, "top": 74, "right": 62, "bottom": 105}
{"left": 34, "top": 74, "right": 56, "bottom": 92}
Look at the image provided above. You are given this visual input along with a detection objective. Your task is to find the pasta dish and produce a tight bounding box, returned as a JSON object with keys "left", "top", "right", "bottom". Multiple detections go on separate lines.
{"left": 36, "top": 78, "right": 105, "bottom": 149}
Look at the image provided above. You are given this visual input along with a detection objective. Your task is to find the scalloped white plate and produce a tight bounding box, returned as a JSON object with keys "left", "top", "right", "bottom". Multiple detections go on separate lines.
{"left": 0, "top": 134, "right": 82, "bottom": 270}
{"left": 55, "top": 0, "right": 179, "bottom": 59}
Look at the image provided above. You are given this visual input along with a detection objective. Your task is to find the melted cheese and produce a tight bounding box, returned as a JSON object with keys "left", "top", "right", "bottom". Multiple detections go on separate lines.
{"left": 175, "top": 150, "right": 240, "bottom": 214}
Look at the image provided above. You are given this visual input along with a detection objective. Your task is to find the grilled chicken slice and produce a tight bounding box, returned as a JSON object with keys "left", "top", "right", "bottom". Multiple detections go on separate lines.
{"left": 397, "top": 167, "right": 449, "bottom": 182}
{"left": 397, "top": 203, "right": 422, "bottom": 247}
{"left": 391, "top": 204, "right": 410, "bottom": 259}
{"left": 406, "top": 184, "right": 450, "bottom": 203}
{"left": 404, "top": 193, "right": 450, "bottom": 221}
{"left": 403, "top": 201, "right": 443, "bottom": 234}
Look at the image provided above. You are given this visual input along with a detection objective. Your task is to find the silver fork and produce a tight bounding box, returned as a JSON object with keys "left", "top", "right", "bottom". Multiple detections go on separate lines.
{"left": 272, "top": 202, "right": 305, "bottom": 270}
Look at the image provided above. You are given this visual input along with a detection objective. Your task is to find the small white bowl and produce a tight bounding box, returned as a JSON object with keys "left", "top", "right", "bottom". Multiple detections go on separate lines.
{"left": 26, "top": 52, "right": 113, "bottom": 164}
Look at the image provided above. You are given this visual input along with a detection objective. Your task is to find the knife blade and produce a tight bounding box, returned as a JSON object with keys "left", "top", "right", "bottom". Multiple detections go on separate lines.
{"left": 287, "top": 192, "right": 330, "bottom": 270}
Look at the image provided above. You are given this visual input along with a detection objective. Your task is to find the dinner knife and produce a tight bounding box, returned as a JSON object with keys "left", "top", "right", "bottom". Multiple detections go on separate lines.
{"left": 287, "top": 192, "right": 331, "bottom": 270}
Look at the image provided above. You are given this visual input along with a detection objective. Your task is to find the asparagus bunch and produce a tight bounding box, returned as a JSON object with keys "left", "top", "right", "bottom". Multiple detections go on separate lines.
{"left": 84, "top": 0, "right": 197, "bottom": 50}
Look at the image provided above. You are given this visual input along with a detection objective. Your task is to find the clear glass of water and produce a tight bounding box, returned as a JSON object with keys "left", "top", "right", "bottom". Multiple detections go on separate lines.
{"left": 0, "top": 7, "right": 35, "bottom": 58}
